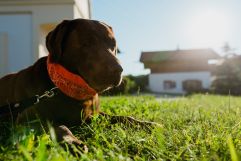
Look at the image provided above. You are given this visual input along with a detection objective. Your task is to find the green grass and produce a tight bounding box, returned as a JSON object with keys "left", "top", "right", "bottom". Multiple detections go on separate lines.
{"left": 1, "top": 94, "right": 241, "bottom": 160}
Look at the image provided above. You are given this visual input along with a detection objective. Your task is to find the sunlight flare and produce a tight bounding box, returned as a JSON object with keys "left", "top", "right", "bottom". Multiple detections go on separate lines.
{"left": 188, "top": 9, "right": 232, "bottom": 48}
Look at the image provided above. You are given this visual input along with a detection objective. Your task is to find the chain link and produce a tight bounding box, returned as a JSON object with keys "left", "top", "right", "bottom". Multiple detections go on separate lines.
{"left": 35, "top": 87, "right": 58, "bottom": 104}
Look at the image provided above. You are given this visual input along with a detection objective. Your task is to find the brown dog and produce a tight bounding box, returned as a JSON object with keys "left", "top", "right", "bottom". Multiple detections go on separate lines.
{"left": 0, "top": 19, "right": 159, "bottom": 153}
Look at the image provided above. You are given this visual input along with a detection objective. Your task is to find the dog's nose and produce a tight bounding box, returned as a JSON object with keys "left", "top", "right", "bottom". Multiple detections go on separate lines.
{"left": 110, "top": 64, "right": 123, "bottom": 74}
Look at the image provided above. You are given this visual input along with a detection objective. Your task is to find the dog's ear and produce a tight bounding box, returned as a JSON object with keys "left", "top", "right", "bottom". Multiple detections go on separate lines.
{"left": 46, "top": 20, "right": 70, "bottom": 62}
{"left": 99, "top": 21, "right": 113, "bottom": 32}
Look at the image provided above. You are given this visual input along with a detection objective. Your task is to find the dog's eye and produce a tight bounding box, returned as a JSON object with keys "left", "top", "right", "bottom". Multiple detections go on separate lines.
{"left": 112, "top": 39, "right": 116, "bottom": 48}
{"left": 107, "top": 48, "right": 116, "bottom": 55}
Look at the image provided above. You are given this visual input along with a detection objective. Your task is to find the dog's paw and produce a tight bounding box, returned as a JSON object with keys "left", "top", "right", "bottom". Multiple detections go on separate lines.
{"left": 54, "top": 125, "right": 88, "bottom": 154}
{"left": 62, "top": 133, "right": 88, "bottom": 154}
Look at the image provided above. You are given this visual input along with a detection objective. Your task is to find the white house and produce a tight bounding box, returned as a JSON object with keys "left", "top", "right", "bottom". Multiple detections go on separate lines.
{"left": 140, "top": 49, "right": 220, "bottom": 94}
{"left": 0, "top": 0, "right": 91, "bottom": 77}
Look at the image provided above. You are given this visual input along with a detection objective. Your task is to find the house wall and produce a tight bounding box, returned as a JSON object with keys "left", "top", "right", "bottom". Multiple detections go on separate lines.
{"left": 74, "top": 0, "right": 91, "bottom": 18}
{"left": 0, "top": 14, "right": 32, "bottom": 74}
{"left": 0, "top": 33, "right": 8, "bottom": 76}
{"left": 149, "top": 72, "right": 211, "bottom": 94}
{"left": 0, "top": 3, "right": 74, "bottom": 61}
{"left": 0, "top": 0, "right": 90, "bottom": 76}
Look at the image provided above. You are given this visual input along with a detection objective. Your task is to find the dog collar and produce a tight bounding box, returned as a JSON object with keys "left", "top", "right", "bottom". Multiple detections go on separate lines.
{"left": 47, "top": 56, "right": 97, "bottom": 100}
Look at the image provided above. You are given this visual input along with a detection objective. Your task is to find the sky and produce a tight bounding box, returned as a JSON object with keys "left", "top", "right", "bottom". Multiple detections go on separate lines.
{"left": 92, "top": 0, "right": 241, "bottom": 76}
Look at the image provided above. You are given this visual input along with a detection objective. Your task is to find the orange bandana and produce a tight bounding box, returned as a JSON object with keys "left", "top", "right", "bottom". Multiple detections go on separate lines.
{"left": 47, "top": 56, "right": 97, "bottom": 100}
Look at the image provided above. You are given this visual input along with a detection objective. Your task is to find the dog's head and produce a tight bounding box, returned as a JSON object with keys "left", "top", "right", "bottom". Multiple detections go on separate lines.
{"left": 46, "top": 19, "right": 123, "bottom": 93}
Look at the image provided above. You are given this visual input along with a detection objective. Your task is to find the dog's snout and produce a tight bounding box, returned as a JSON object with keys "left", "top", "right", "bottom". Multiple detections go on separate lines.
{"left": 105, "top": 63, "right": 123, "bottom": 87}
{"left": 110, "top": 64, "right": 123, "bottom": 74}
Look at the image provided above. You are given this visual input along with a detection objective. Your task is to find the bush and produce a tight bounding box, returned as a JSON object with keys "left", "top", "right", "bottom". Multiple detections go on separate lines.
{"left": 127, "top": 75, "right": 149, "bottom": 93}
{"left": 102, "top": 75, "right": 149, "bottom": 95}
{"left": 102, "top": 76, "right": 136, "bottom": 95}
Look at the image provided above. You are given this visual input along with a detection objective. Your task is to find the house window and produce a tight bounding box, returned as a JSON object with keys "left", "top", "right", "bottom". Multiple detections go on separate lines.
{"left": 182, "top": 80, "right": 203, "bottom": 92}
{"left": 163, "top": 80, "right": 176, "bottom": 90}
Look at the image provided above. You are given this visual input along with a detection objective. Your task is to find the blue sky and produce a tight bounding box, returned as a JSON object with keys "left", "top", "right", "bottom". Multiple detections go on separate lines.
{"left": 92, "top": 0, "right": 241, "bottom": 75}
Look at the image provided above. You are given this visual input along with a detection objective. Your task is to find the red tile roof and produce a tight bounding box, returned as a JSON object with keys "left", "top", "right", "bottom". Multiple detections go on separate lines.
{"left": 140, "top": 48, "right": 220, "bottom": 63}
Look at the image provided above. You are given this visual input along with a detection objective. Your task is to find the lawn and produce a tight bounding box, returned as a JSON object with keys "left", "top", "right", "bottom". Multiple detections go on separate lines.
{"left": 0, "top": 94, "right": 241, "bottom": 160}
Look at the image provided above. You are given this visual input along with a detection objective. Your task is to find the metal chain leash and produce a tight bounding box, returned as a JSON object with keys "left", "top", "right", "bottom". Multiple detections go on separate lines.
{"left": 35, "top": 87, "right": 58, "bottom": 104}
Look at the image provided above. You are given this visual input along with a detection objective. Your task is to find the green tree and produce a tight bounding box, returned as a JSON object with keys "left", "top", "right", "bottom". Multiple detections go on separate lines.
{"left": 211, "top": 55, "right": 241, "bottom": 95}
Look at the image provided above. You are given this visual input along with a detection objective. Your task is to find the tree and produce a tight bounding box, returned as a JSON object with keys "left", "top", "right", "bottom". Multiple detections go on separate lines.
{"left": 211, "top": 55, "right": 241, "bottom": 95}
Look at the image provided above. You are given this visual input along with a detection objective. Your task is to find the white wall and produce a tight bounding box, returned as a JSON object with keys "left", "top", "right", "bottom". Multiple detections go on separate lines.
{"left": 74, "top": 0, "right": 90, "bottom": 18}
{"left": 0, "top": 1, "right": 90, "bottom": 76}
{"left": 0, "top": 3, "right": 74, "bottom": 63}
{"left": 0, "top": 14, "right": 32, "bottom": 75}
{"left": 0, "top": 33, "right": 8, "bottom": 76}
{"left": 149, "top": 72, "right": 211, "bottom": 94}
